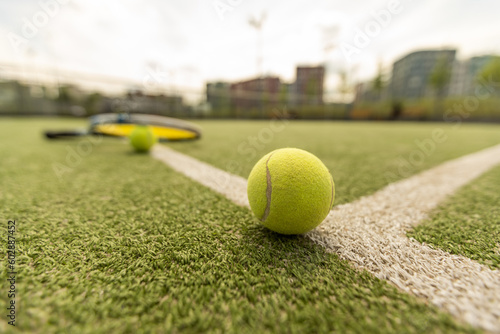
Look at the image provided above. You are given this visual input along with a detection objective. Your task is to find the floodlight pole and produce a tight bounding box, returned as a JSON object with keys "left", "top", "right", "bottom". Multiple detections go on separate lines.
{"left": 248, "top": 12, "right": 266, "bottom": 78}
{"left": 320, "top": 25, "right": 339, "bottom": 105}
{"left": 248, "top": 12, "right": 267, "bottom": 117}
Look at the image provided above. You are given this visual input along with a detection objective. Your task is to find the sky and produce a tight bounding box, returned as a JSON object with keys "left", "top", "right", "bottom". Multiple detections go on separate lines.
{"left": 0, "top": 0, "right": 499, "bottom": 102}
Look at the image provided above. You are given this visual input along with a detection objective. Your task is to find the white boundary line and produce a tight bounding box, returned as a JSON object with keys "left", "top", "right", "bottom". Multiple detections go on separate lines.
{"left": 152, "top": 144, "right": 500, "bottom": 332}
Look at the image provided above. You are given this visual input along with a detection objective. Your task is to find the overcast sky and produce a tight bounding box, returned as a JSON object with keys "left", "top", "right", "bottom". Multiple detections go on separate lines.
{"left": 1, "top": 0, "right": 499, "bottom": 101}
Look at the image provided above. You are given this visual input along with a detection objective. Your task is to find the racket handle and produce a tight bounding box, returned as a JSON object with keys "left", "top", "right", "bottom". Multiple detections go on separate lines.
{"left": 44, "top": 130, "right": 87, "bottom": 139}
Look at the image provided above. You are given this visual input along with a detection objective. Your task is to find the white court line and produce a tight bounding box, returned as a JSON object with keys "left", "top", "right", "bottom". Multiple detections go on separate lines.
{"left": 152, "top": 144, "right": 500, "bottom": 332}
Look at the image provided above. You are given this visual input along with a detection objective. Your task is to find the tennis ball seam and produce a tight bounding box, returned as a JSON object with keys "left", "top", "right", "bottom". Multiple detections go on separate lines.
{"left": 261, "top": 152, "right": 274, "bottom": 222}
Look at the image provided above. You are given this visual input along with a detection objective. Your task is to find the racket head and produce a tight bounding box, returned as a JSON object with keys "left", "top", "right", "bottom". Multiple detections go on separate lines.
{"left": 89, "top": 113, "right": 201, "bottom": 141}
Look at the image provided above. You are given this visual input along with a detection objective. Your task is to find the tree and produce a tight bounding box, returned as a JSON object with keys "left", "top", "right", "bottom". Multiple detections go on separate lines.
{"left": 429, "top": 56, "right": 452, "bottom": 118}
{"left": 372, "top": 62, "right": 386, "bottom": 101}
{"left": 338, "top": 71, "right": 351, "bottom": 101}
{"left": 477, "top": 56, "right": 500, "bottom": 96}
{"left": 279, "top": 84, "right": 288, "bottom": 106}
{"left": 338, "top": 70, "right": 354, "bottom": 119}
{"left": 84, "top": 92, "right": 104, "bottom": 116}
{"left": 55, "top": 85, "right": 78, "bottom": 116}
{"left": 56, "top": 86, "right": 74, "bottom": 103}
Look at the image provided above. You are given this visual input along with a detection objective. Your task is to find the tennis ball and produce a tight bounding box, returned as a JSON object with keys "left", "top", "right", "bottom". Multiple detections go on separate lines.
{"left": 247, "top": 148, "right": 335, "bottom": 235}
{"left": 129, "top": 125, "right": 157, "bottom": 152}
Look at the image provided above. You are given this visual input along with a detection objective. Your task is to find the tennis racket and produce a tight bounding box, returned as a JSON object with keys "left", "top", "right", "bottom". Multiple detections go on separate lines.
{"left": 44, "top": 113, "right": 201, "bottom": 141}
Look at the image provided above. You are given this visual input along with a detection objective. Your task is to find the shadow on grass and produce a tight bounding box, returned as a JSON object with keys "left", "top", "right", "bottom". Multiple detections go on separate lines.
{"left": 238, "top": 222, "right": 343, "bottom": 274}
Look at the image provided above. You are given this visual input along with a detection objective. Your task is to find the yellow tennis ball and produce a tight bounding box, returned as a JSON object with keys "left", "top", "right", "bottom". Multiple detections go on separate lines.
{"left": 129, "top": 125, "right": 157, "bottom": 152}
{"left": 247, "top": 148, "right": 335, "bottom": 235}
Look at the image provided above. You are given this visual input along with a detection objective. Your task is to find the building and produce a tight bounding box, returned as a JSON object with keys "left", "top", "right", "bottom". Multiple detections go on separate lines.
{"left": 354, "top": 82, "right": 368, "bottom": 103}
{"left": 355, "top": 51, "right": 499, "bottom": 103}
{"left": 0, "top": 80, "right": 55, "bottom": 115}
{"left": 204, "top": 65, "right": 325, "bottom": 117}
{"left": 448, "top": 55, "right": 498, "bottom": 96}
{"left": 294, "top": 66, "right": 325, "bottom": 106}
{"left": 390, "top": 49, "right": 456, "bottom": 99}
{"left": 0, "top": 80, "right": 22, "bottom": 114}
{"left": 230, "top": 76, "right": 281, "bottom": 116}
{"left": 105, "top": 90, "right": 185, "bottom": 116}
{"left": 280, "top": 83, "right": 295, "bottom": 107}
{"left": 354, "top": 81, "right": 389, "bottom": 103}
{"left": 206, "top": 82, "right": 231, "bottom": 116}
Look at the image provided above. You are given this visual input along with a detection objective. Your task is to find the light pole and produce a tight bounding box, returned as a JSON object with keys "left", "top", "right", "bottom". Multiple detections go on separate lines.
{"left": 321, "top": 25, "right": 338, "bottom": 67}
{"left": 248, "top": 12, "right": 266, "bottom": 78}
{"left": 248, "top": 12, "right": 267, "bottom": 117}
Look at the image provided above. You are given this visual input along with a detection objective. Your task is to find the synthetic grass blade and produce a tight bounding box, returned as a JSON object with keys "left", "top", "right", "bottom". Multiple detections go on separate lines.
{"left": 153, "top": 143, "right": 500, "bottom": 332}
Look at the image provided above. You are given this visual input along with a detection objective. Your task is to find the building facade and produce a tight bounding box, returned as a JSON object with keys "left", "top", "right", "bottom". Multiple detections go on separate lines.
{"left": 390, "top": 49, "right": 456, "bottom": 99}
{"left": 206, "top": 82, "right": 231, "bottom": 116}
{"left": 205, "top": 65, "right": 325, "bottom": 117}
{"left": 294, "top": 66, "right": 325, "bottom": 106}
{"left": 448, "top": 55, "right": 497, "bottom": 96}
{"left": 230, "top": 76, "right": 281, "bottom": 116}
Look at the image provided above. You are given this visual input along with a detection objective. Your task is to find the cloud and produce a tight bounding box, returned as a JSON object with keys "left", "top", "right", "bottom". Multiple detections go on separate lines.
{"left": 0, "top": 0, "right": 499, "bottom": 98}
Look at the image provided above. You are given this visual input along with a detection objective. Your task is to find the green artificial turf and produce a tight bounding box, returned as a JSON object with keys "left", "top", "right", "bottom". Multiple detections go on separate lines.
{"left": 0, "top": 118, "right": 479, "bottom": 333}
{"left": 173, "top": 120, "right": 500, "bottom": 205}
{"left": 409, "top": 165, "right": 500, "bottom": 269}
